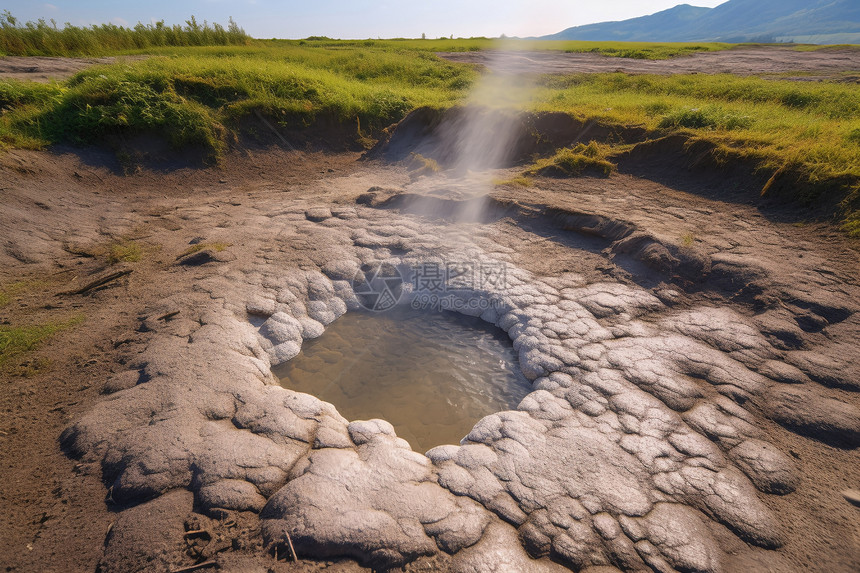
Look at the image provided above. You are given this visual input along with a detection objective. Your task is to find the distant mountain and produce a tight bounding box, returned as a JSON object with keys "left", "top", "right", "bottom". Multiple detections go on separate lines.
{"left": 542, "top": 0, "right": 860, "bottom": 44}
{"left": 542, "top": 5, "right": 712, "bottom": 42}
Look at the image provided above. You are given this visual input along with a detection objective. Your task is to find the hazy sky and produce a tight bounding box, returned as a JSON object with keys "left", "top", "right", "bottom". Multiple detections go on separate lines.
{"left": 4, "top": 1, "right": 728, "bottom": 39}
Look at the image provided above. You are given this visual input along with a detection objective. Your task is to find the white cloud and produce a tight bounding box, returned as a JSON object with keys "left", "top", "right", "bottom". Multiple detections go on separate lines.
{"left": 111, "top": 17, "right": 129, "bottom": 26}
{"left": 43, "top": 3, "right": 59, "bottom": 11}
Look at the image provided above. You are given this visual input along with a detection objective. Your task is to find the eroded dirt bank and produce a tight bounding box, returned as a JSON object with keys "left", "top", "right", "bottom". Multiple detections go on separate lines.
{"left": 1, "top": 144, "right": 859, "bottom": 573}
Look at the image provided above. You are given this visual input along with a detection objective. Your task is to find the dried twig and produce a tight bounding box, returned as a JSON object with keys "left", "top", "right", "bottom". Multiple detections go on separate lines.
{"left": 59, "top": 269, "right": 132, "bottom": 296}
{"left": 170, "top": 562, "right": 216, "bottom": 573}
{"left": 158, "top": 310, "right": 181, "bottom": 321}
{"left": 285, "top": 531, "right": 297, "bottom": 562}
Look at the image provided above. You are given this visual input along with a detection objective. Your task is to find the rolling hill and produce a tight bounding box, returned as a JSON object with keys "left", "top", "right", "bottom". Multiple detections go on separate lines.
{"left": 542, "top": 0, "right": 860, "bottom": 44}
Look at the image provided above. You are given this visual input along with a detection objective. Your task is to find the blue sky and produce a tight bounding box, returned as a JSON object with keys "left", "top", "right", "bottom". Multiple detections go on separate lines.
{"left": 3, "top": 1, "right": 727, "bottom": 39}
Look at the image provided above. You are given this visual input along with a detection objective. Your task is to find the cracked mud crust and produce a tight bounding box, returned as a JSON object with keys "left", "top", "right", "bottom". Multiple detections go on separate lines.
{"left": 1, "top": 146, "right": 858, "bottom": 573}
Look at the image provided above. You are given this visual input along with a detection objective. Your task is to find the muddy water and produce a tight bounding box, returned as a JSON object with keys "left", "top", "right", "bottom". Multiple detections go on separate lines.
{"left": 274, "top": 306, "right": 531, "bottom": 452}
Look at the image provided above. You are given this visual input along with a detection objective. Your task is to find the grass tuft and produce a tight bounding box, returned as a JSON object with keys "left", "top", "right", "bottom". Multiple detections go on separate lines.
{"left": 107, "top": 240, "right": 143, "bottom": 264}
{"left": 178, "top": 242, "right": 232, "bottom": 258}
{"left": 0, "top": 315, "right": 83, "bottom": 368}
{"left": 680, "top": 232, "right": 695, "bottom": 247}
{"left": 526, "top": 142, "right": 616, "bottom": 178}
{"left": 0, "top": 279, "right": 47, "bottom": 307}
{"left": 407, "top": 152, "right": 441, "bottom": 177}
{"left": 494, "top": 176, "right": 533, "bottom": 188}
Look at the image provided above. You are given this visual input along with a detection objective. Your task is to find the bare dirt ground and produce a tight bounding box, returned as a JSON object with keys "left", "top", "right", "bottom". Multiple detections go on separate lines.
{"left": 0, "top": 55, "right": 148, "bottom": 82}
{"left": 438, "top": 46, "right": 860, "bottom": 79}
{"left": 0, "top": 147, "right": 368, "bottom": 573}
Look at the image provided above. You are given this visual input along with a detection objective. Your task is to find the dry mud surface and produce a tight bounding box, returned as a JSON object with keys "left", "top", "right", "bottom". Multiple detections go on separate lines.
{"left": 1, "top": 144, "right": 858, "bottom": 573}
{"left": 438, "top": 46, "right": 860, "bottom": 78}
{"left": 0, "top": 55, "right": 147, "bottom": 82}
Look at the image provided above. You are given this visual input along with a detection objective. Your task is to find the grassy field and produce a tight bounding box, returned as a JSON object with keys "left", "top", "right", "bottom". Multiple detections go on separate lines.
{"left": 0, "top": 18, "right": 857, "bottom": 232}
{"left": 283, "top": 38, "right": 734, "bottom": 60}
{"left": 0, "top": 13, "right": 729, "bottom": 60}
{"left": 0, "top": 12, "right": 250, "bottom": 56}
{"left": 531, "top": 73, "right": 860, "bottom": 230}
{"left": 0, "top": 43, "right": 476, "bottom": 158}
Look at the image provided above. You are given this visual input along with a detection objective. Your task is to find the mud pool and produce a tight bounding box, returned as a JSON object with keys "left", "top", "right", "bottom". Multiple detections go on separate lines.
{"left": 274, "top": 306, "right": 530, "bottom": 452}
{"left": 46, "top": 155, "right": 860, "bottom": 573}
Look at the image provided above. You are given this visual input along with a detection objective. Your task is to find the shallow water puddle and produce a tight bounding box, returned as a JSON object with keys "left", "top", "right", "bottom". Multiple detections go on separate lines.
{"left": 274, "top": 306, "right": 531, "bottom": 452}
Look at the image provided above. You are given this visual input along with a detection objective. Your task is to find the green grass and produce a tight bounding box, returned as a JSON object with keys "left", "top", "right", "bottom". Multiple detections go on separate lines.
{"left": 178, "top": 242, "right": 232, "bottom": 258}
{"left": 680, "top": 232, "right": 696, "bottom": 247}
{"left": 0, "top": 23, "right": 857, "bottom": 231}
{"left": 0, "top": 316, "right": 83, "bottom": 368}
{"left": 0, "top": 12, "right": 249, "bottom": 56}
{"left": 0, "top": 277, "right": 83, "bottom": 373}
{"left": 0, "top": 279, "right": 49, "bottom": 308}
{"left": 657, "top": 105, "right": 754, "bottom": 131}
{"left": 0, "top": 282, "right": 23, "bottom": 307}
{"left": 530, "top": 73, "right": 860, "bottom": 230}
{"left": 0, "top": 13, "right": 730, "bottom": 61}
{"left": 407, "top": 152, "right": 441, "bottom": 177}
{"left": 494, "top": 176, "right": 533, "bottom": 188}
{"left": 0, "top": 43, "right": 475, "bottom": 161}
{"left": 284, "top": 37, "right": 732, "bottom": 60}
{"left": 555, "top": 41, "right": 729, "bottom": 60}
{"left": 107, "top": 240, "right": 143, "bottom": 264}
{"left": 525, "top": 142, "right": 617, "bottom": 177}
